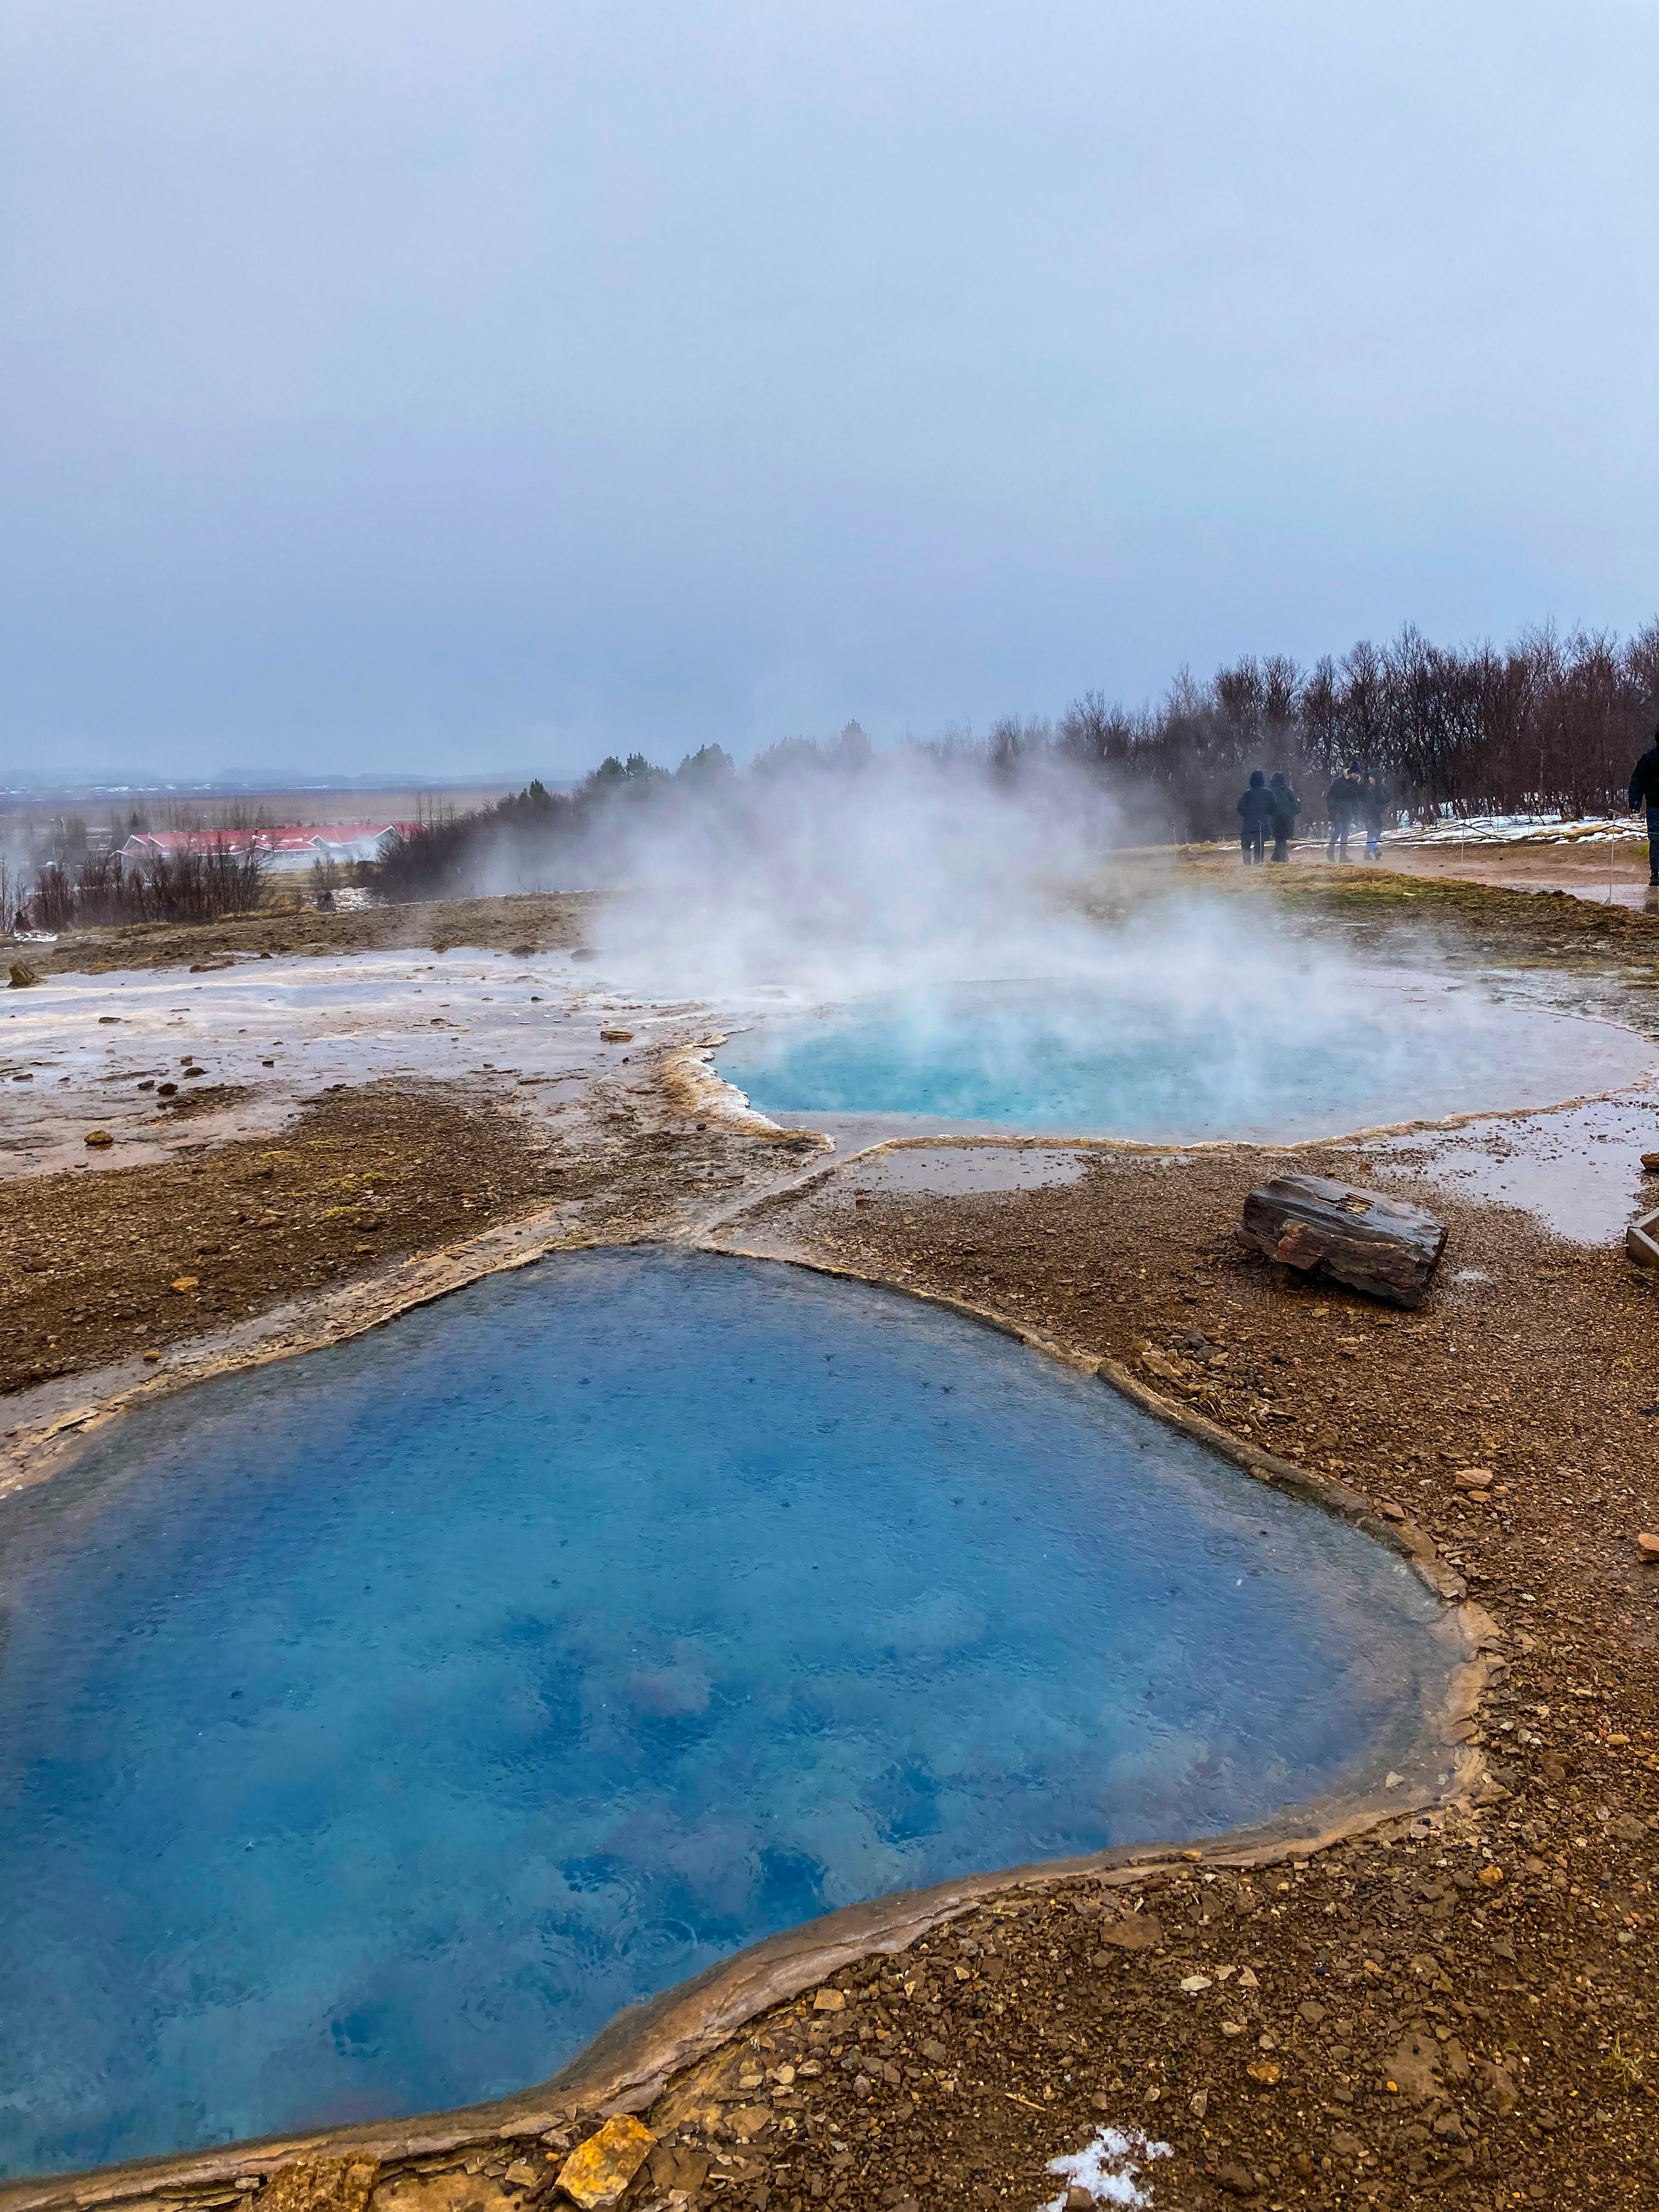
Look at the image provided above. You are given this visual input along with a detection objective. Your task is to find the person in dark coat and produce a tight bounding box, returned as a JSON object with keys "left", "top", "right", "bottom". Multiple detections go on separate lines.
{"left": 1267, "top": 771, "right": 1300, "bottom": 862}
{"left": 1238, "top": 770, "right": 1274, "bottom": 863}
{"left": 1629, "top": 724, "right": 1659, "bottom": 885}
{"left": 1361, "top": 771, "right": 1391, "bottom": 859}
{"left": 1325, "top": 763, "right": 1363, "bottom": 861}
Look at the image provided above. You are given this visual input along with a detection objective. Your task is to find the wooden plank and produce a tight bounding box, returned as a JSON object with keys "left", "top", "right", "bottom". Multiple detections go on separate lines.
{"left": 1238, "top": 1172, "right": 1447, "bottom": 1308}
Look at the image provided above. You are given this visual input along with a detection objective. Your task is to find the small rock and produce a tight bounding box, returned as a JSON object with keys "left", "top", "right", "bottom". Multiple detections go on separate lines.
{"left": 1099, "top": 1913, "right": 1163, "bottom": 1952}
{"left": 1610, "top": 1812, "right": 1650, "bottom": 1842}
{"left": 1178, "top": 1974, "right": 1214, "bottom": 1994}
{"left": 812, "top": 1988, "right": 847, "bottom": 2012}
{"left": 922, "top": 2039, "right": 948, "bottom": 2063}
{"left": 1245, "top": 2059, "right": 1281, "bottom": 2086}
{"left": 170, "top": 1276, "right": 199, "bottom": 1293}
{"left": 1221, "top": 2019, "right": 1246, "bottom": 2038}
{"left": 555, "top": 2117, "right": 655, "bottom": 2211}
{"left": 1379, "top": 1500, "right": 1406, "bottom": 1521}
{"left": 1384, "top": 2029, "right": 1441, "bottom": 2102}
{"left": 1297, "top": 2000, "right": 1327, "bottom": 2025}
{"left": 853, "top": 2074, "right": 872, "bottom": 2101}
{"left": 7, "top": 962, "right": 40, "bottom": 988}
{"left": 599, "top": 1029, "right": 634, "bottom": 1043}
{"left": 1452, "top": 1467, "right": 1494, "bottom": 1491}
{"left": 1212, "top": 2161, "right": 1261, "bottom": 2198}
{"left": 84, "top": 1129, "right": 114, "bottom": 1148}
{"left": 157, "top": 1081, "right": 178, "bottom": 1096}
{"left": 1330, "top": 2130, "right": 1364, "bottom": 2158}
{"left": 1477, "top": 1863, "right": 1504, "bottom": 1886}
{"left": 1474, "top": 2056, "right": 1520, "bottom": 2114}
{"left": 1189, "top": 2089, "right": 1208, "bottom": 2119}
{"left": 1637, "top": 1534, "right": 1659, "bottom": 1561}
{"left": 1642, "top": 1152, "right": 1659, "bottom": 1171}
{"left": 727, "top": 2106, "right": 772, "bottom": 2140}
{"left": 503, "top": 2162, "right": 539, "bottom": 2188}
{"left": 1065, "top": 2189, "right": 1093, "bottom": 2212}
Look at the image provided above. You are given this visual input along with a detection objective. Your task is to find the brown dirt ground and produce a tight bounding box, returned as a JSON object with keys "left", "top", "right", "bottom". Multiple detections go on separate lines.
{"left": 0, "top": 1079, "right": 799, "bottom": 1397}
{"left": 5, "top": 889, "right": 599, "bottom": 976}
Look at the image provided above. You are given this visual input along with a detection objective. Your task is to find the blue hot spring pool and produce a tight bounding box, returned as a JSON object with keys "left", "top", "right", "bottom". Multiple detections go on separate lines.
{"left": 715, "top": 973, "right": 1650, "bottom": 1138}
{"left": 0, "top": 1250, "right": 1444, "bottom": 2176}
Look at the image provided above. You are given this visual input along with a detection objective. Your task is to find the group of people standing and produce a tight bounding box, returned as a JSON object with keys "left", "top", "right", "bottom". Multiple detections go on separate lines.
{"left": 1236, "top": 763, "right": 1391, "bottom": 865}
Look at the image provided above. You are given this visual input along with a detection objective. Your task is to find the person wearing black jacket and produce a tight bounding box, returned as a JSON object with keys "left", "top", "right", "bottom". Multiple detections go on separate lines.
{"left": 1267, "top": 771, "right": 1300, "bottom": 862}
{"left": 1325, "top": 764, "right": 1363, "bottom": 861}
{"left": 1237, "top": 770, "right": 1274, "bottom": 863}
{"left": 1361, "top": 771, "right": 1391, "bottom": 860}
{"left": 1629, "top": 725, "right": 1659, "bottom": 885}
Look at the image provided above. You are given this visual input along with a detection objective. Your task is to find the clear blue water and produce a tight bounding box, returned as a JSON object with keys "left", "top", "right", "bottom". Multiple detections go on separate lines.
{"left": 716, "top": 974, "right": 1640, "bottom": 1137}
{"left": 0, "top": 1250, "right": 1441, "bottom": 2177}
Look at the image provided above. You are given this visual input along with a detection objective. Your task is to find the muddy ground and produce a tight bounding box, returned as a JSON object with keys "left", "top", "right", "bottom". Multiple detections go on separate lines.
{"left": 7, "top": 868, "right": 1659, "bottom": 2211}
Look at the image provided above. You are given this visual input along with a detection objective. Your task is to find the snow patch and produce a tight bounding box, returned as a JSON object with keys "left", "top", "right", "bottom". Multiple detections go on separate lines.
{"left": 1383, "top": 811, "right": 1640, "bottom": 847}
{"left": 1039, "top": 2125, "right": 1172, "bottom": 2209}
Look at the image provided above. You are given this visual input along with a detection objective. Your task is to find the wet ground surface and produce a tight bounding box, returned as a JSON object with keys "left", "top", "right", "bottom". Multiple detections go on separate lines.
{"left": 0, "top": 942, "right": 710, "bottom": 1181}
{"left": 1364, "top": 1096, "right": 1659, "bottom": 1248}
{"left": 7, "top": 869, "right": 1659, "bottom": 2210}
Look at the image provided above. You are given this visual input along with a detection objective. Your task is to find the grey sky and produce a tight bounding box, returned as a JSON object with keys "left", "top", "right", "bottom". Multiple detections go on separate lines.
{"left": 4, "top": 1, "right": 1655, "bottom": 782}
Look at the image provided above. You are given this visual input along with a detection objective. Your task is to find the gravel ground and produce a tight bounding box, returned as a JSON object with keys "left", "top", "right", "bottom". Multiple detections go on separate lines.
{"left": 0, "top": 1079, "right": 804, "bottom": 1399}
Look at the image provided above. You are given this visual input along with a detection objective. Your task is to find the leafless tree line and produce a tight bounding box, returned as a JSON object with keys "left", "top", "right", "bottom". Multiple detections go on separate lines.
{"left": 21, "top": 844, "right": 269, "bottom": 932}
{"left": 1046, "top": 619, "right": 1659, "bottom": 840}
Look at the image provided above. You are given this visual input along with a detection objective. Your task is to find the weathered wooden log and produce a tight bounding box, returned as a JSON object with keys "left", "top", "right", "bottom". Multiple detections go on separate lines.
{"left": 1238, "top": 1173, "right": 1447, "bottom": 1308}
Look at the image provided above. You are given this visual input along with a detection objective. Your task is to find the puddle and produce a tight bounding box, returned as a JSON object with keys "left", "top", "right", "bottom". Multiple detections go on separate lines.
{"left": 0, "top": 1250, "right": 1443, "bottom": 2176}
{"left": 1365, "top": 1093, "right": 1659, "bottom": 1245}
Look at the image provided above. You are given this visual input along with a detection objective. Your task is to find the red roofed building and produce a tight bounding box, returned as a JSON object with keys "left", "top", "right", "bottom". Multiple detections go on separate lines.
{"left": 120, "top": 824, "right": 417, "bottom": 875}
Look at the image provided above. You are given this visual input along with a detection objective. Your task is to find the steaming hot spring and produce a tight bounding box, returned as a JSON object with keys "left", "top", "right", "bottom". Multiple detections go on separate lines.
{"left": 713, "top": 968, "right": 1653, "bottom": 1139}
{"left": 0, "top": 1250, "right": 1447, "bottom": 2175}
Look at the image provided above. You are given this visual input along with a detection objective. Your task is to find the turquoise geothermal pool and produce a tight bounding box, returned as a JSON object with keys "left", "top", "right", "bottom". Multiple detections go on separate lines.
{"left": 714, "top": 973, "right": 1650, "bottom": 1137}
{"left": 0, "top": 1250, "right": 1444, "bottom": 2175}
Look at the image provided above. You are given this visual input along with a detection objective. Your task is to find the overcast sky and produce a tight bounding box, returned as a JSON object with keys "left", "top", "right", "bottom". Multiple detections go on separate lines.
{"left": 4, "top": 1, "right": 1655, "bottom": 783}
